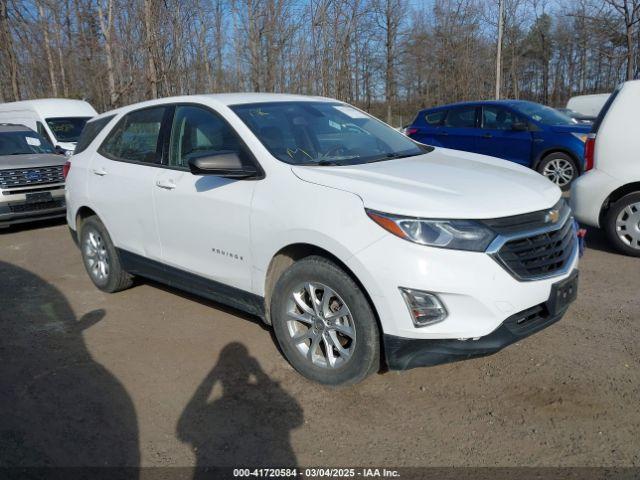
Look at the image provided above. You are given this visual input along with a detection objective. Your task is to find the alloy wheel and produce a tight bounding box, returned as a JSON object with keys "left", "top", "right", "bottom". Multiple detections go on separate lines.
{"left": 615, "top": 202, "right": 640, "bottom": 250}
{"left": 285, "top": 282, "right": 356, "bottom": 369}
{"left": 542, "top": 158, "right": 574, "bottom": 187}
{"left": 83, "top": 229, "right": 110, "bottom": 282}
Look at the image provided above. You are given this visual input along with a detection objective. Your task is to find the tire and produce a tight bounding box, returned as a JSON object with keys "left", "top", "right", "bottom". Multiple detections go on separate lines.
{"left": 270, "top": 256, "right": 380, "bottom": 386}
{"left": 604, "top": 192, "right": 640, "bottom": 257}
{"left": 537, "top": 152, "right": 578, "bottom": 191}
{"left": 79, "top": 216, "right": 134, "bottom": 292}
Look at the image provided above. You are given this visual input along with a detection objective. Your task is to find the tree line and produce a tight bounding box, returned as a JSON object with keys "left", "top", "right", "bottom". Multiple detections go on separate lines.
{"left": 0, "top": 0, "right": 638, "bottom": 125}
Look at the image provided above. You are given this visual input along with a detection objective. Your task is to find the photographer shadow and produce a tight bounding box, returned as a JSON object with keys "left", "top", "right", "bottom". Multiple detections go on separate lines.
{"left": 177, "top": 343, "right": 302, "bottom": 475}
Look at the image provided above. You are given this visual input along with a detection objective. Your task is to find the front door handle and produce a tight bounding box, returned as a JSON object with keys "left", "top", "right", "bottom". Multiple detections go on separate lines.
{"left": 482, "top": 133, "right": 493, "bottom": 139}
{"left": 155, "top": 179, "right": 176, "bottom": 190}
{"left": 91, "top": 168, "right": 107, "bottom": 176}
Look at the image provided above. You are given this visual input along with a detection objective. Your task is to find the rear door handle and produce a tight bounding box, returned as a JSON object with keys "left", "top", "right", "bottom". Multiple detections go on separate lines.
{"left": 155, "top": 179, "right": 176, "bottom": 190}
{"left": 437, "top": 131, "right": 449, "bottom": 136}
{"left": 91, "top": 168, "right": 107, "bottom": 176}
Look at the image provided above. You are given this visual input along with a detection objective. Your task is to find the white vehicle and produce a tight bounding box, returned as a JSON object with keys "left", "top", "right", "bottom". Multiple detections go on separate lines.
{"left": 566, "top": 93, "right": 610, "bottom": 118}
{"left": 571, "top": 81, "right": 640, "bottom": 256}
{"left": 0, "top": 99, "right": 97, "bottom": 154}
{"left": 65, "top": 94, "right": 579, "bottom": 385}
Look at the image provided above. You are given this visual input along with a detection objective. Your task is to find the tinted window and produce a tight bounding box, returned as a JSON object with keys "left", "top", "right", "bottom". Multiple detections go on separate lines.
{"left": 100, "top": 107, "right": 166, "bottom": 163}
{"left": 482, "top": 106, "right": 521, "bottom": 130}
{"left": 511, "top": 102, "right": 574, "bottom": 126}
{"left": 75, "top": 115, "right": 116, "bottom": 154}
{"left": 423, "top": 110, "right": 445, "bottom": 126}
{"left": 444, "top": 107, "right": 477, "bottom": 128}
{"left": 0, "top": 130, "right": 56, "bottom": 156}
{"left": 231, "top": 102, "right": 426, "bottom": 166}
{"left": 169, "top": 106, "right": 244, "bottom": 169}
{"left": 36, "top": 122, "right": 53, "bottom": 145}
{"left": 46, "top": 117, "right": 92, "bottom": 142}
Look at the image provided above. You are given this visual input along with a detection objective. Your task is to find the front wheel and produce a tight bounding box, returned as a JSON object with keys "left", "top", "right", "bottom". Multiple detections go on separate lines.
{"left": 604, "top": 192, "right": 640, "bottom": 257}
{"left": 537, "top": 153, "right": 578, "bottom": 191}
{"left": 270, "top": 256, "right": 380, "bottom": 386}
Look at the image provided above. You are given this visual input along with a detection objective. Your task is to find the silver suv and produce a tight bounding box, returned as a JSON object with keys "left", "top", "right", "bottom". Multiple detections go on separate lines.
{"left": 0, "top": 124, "right": 67, "bottom": 228}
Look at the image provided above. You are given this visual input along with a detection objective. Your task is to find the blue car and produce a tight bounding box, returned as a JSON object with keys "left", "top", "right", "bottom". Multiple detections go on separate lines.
{"left": 405, "top": 100, "right": 591, "bottom": 190}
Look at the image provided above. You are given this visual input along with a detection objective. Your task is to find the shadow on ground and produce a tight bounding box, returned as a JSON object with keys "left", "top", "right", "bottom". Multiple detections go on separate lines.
{"left": 178, "top": 342, "right": 303, "bottom": 473}
{"left": 583, "top": 226, "right": 618, "bottom": 254}
{"left": 0, "top": 261, "right": 139, "bottom": 472}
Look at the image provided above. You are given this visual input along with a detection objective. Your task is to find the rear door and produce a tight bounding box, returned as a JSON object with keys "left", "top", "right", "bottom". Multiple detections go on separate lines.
{"left": 438, "top": 105, "right": 481, "bottom": 152}
{"left": 478, "top": 105, "right": 532, "bottom": 165}
{"left": 89, "top": 106, "right": 170, "bottom": 260}
{"left": 408, "top": 109, "right": 446, "bottom": 145}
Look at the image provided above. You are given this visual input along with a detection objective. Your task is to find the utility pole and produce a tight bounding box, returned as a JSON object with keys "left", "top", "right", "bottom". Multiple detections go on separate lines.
{"left": 495, "top": 0, "right": 504, "bottom": 99}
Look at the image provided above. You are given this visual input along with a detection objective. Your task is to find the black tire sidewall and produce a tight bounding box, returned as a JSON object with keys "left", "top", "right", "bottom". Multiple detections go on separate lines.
{"left": 604, "top": 192, "right": 640, "bottom": 257}
{"left": 79, "top": 217, "right": 124, "bottom": 291}
{"left": 537, "top": 153, "right": 578, "bottom": 191}
{"left": 271, "top": 256, "right": 380, "bottom": 386}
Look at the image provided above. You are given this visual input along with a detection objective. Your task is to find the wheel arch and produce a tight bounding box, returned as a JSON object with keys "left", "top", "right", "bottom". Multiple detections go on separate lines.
{"left": 598, "top": 182, "right": 640, "bottom": 226}
{"left": 533, "top": 147, "right": 582, "bottom": 173}
{"left": 75, "top": 206, "right": 99, "bottom": 232}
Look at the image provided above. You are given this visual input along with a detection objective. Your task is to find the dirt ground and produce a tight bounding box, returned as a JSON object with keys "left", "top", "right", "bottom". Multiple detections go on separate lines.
{"left": 0, "top": 219, "right": 638, "bottom": 469}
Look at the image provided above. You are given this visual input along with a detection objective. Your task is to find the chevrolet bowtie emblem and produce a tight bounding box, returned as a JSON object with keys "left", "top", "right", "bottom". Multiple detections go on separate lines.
{"left": 546, "top": 208, "right": 560, "bottom": 224}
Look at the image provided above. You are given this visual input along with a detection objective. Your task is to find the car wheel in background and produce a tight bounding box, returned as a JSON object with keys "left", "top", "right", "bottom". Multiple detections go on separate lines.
{"left": 270, "top": 256, "right": 380, "bottom": 386}
{"left": 537, "top": 152, "right": 578, "bottom": 191}
{"left": 80, "top": 216, "right": 134, "bottom": 292}
{"left": 604, "top": 192, "right": 640, "bottom": 257}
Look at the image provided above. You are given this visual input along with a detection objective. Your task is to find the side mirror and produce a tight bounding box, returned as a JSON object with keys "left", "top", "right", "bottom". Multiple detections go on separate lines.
{"left": 187, "top": 151, "right": 258, "bottom": 179}
{"left": 512, "top": 121, "right": 529, "bottom": 132}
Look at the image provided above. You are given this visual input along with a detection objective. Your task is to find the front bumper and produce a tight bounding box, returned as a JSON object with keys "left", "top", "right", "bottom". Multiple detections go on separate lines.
{"left": 384, "top": 270, "right": 578, "bottom": 370}
{"left": 0, "top": 188, "right": 66, "bottom": 226}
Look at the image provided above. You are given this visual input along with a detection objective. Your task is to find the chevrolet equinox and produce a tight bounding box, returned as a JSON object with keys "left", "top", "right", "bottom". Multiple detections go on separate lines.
{"left": 65, "top": 94, "right": 579, "bottom": 385}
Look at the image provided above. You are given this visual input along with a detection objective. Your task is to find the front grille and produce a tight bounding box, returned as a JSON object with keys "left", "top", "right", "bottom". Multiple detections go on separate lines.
{"left": 494, "top": 215, "right": 576, "bottom": 280}
{"left": 8, "top": 199, "right": 65, "bottom": 213}
{"left": 0, "top": 166, "right": 64, "bottom": 189}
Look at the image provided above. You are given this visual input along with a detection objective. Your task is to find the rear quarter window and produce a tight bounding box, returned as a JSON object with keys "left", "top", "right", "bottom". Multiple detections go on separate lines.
{"left": 423, "top": 110, "right": 446, "bottom": 126}
{"left": 74, "top": 115, "right": 116, "bottom": 154}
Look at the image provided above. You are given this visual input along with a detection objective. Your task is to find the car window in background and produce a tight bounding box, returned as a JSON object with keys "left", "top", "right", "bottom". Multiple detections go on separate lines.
{"left": 231, "top": 101, "right": 426, "bottom": 166}
{"left": 0, "top": 130, "right": 56, "bottom": 156}
{"left": 46, "top": 117, "right": 93, "bottom": 143}
{"left": 482, "top": 106, "right": 520, "bottom": 130}
{"left": 424, "top": 110, "right": 446, "bottom": 126}
{"left": 99, "top": 107, "right": 166, "bottom": 163}
{"left": 444, "top": 107, "right": 477, "bottom": 128}
{"left": 169, "top": 106, "right": 244, "bottom": 169}
{"left": 74, "top": 115, "right": 116, "bottom": 155}
{"left": 512, "top": 103, "right": 574, "bottom": 126}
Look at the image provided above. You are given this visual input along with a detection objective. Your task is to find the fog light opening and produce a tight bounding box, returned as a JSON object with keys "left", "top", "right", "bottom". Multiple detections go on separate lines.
{"left": 399, "top": 288, "right": 448, "bottom": 327}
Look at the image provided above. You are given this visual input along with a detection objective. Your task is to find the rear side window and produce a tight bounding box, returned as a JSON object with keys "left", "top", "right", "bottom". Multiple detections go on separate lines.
{"left": 423, "top": 110, "right": 445, "bottom": 126}
{"left": 75, "top": 115, "right": 115, "bottom": 154}
{"left": 444, "top": 107, "right": 477, "bottom": 128}
{"left": 99, "top": 107, "right": 167, "bottom": 163}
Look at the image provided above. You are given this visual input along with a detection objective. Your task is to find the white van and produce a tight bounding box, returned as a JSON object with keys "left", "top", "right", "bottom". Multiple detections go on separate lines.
{"left": 566, "top": 93, "right": 610, "bottom": 118}
{"left": 0, "top": 99, "right": 97, "bottom": 154}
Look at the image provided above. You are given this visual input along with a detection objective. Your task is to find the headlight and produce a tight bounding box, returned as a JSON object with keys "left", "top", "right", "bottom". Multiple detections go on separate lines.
{"left": 366, "top": 209, "right": 496, "bottom": 251}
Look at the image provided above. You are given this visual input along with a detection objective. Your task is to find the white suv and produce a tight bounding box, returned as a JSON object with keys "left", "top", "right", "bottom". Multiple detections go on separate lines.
{"left": 571, "top": 80, "right": 640, "bottom": 256}
{"left": 66, "top": 94, "right": 579, "bottom": 385}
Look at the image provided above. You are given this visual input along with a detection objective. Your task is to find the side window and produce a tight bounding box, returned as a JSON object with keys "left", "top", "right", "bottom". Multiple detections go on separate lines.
{"left": 100, "top": 107, "right": 166, "bottom": 163}
{"left": 482, "top": 106, "right": 519, "bottom": 130}
{"left": 36, "top": 122, "right": 54, "bottom": 146}
{"left": 75, "top": 115, "right": 116, "bottom": 154}
{"left": 423, "top": 110, "right": 445, "bottom": 126}
{"left": 444, "top": 107, "right": 477, "bottom": 128}
{"left": 168, "top": 105, "right": 244, "bottom": 169}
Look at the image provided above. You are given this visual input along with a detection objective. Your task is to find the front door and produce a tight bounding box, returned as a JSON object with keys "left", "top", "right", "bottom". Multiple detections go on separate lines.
{"left": 153, "top": 104, "right": 256, "bottom": 292}
{"left": 478, "top": 106, "right": 533, "bottom": 166}
{"left": 439, "top": 106, "right": 482, "bottom": 152}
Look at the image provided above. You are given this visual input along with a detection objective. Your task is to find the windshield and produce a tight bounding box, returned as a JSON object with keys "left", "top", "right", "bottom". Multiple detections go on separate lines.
{"left": 0, "top": 130, "right": 56, "bottom": 156}
{"left": 231, "top": 102, "right": 427, "bottom": 165}
{"left": 46, "top": 117, "right": 92, "bottom": 143}
{"left": 512, "top": 103, "right": 575, "bottom": 126}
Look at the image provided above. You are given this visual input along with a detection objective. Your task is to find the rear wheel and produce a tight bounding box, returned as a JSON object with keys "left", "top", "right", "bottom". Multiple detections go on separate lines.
{"left": 537, "top": 152, "right": 578, "bottom": 191}
{"left": 270, "top": 256, "right": 380, "bottom": 386}
{"left": 604, "top": 192, "right": 640, "bottom": 257}
{"left": 80, "top": 216, "right": 133, "bottom": 292}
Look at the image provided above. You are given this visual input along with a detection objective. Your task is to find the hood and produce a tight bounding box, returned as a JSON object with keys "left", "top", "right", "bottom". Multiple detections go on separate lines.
{"left": 0, "top": 153, "right": 67, "bottom": 170}
{"left": 291, "top": 148, "right": 561, "bottom": 219}
{"left": 550, "top": 124, "right": 591, "bottom": 134}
